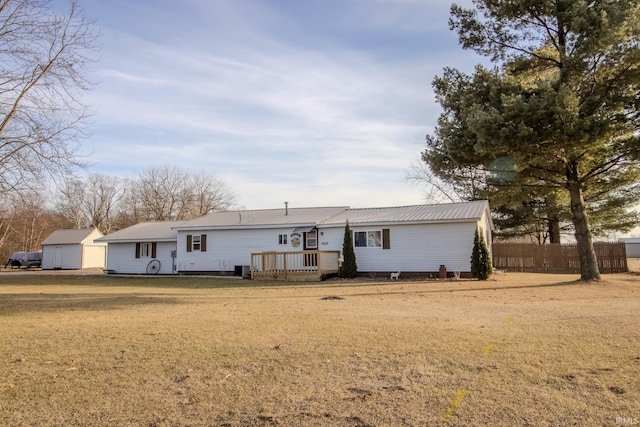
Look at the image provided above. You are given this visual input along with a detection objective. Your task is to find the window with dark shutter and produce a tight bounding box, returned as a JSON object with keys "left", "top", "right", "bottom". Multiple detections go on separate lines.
{"left": 135, "top": 242, "right": 141, "bottom": 258}
{"left": 383, "top": 229, "right": 390, "bottom": 249}
{"left": 200, "top": 234, "right": 207, "bottom": 252}
{"left": 192, "top": 235, "right": 201, "bottom": 251}
{"left": 186, "top": 235, "right": 192, "bottom": 252}
{"left": 151, "top": 242, "right": 157, "bottom": 258}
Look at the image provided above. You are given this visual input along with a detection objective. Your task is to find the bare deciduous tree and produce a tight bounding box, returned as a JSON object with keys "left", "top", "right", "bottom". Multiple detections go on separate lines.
{"left": 55, "top": 166, "right": 237, "bottom": 230}
{"left": 0, "top": 190, "right": 69, "bottom": 261}
{"left": 0, "top": 0, "right": 99, "bottom": 195}
{"left": 132, "top": 165, "right": 236, "bottom": 221}
{"left": 55, "top": 174, "right": 123, "bottom": 234}
{"left": 55, "top": 178, "right": 86, "bottom": 228}
{"left": 188, "top": 171, "right": 236, "bottom": 217}
{"left": 405, "top": 157, "right": 484, "bottom": 204}
{"left": 83, "top": 174, "right": 122, "bottom": 234}
{"left": 133, "top": 165, "right": 192, "bottom": 221}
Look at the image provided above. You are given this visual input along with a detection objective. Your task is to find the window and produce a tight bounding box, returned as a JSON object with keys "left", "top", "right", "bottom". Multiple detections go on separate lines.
{"left": 305, "top": 230, "right": 317, "bottom": 249}
{"left": 186, "top": 234, "right": 207, "bottom": 252}
{"left": 139, "top": 243, "right": 152, "bottom": 257}
{"left": 135, "top": 242, "right": 157, "bottom": 258}
{"left": 278, "top": 234, "right": 288, "bottom": 245}
{"left": 354, "top": 230, "right": 382, "bottom": 248}
{"left": 383, "top": 228, "right": 390, "bottom": 249}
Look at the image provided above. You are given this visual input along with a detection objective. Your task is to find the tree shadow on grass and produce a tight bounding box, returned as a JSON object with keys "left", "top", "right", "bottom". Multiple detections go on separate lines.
{"left": 0, "top": 273, "right": 302, "bottom": 290}
{"left": 338, "top": 279, "right": 608, "bottom": 299}
{"left": 0, "top": 293, "right": 183, "bottom": 315}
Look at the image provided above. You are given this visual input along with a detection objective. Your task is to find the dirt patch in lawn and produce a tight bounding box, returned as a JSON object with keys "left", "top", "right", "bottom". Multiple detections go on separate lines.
{"left": 1, "top": 272, "right": 639, "bottom": 426}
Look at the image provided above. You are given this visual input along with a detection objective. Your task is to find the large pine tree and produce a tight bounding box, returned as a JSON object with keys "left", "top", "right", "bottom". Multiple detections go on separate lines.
{"left": 423, "top": 0, "right": 640, "bottom": 281}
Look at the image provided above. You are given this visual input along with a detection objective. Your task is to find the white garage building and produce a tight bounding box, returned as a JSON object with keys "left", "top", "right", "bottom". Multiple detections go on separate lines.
{"left": 41, "top": 228, "right": 107, "bottom": 270}
{"left": 619, "top": 237, "right": 640, "bottom": 258}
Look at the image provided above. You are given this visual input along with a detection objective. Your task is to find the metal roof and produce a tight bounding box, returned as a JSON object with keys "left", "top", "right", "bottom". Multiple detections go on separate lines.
{"left": 619, "top": 237, "right": 640, "bottom": 243}
{"left": 174, "top": 207, "right": 349, "bottom": 230}
{"left": 42, "top": 228, "right": 102, "bottom": 245}
{"left": 318, "top": 200, "right": 492, "bottom": 227}
{"left": 95, "top": 201, "right": 492, "bottom": 242}
{"left": 96, "top": 221, "right": 185, "bottom": 243}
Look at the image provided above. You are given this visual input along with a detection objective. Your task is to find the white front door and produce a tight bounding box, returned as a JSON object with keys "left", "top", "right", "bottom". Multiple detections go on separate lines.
{"left": 54, "top": 247, "right": 63, "bottom": 269}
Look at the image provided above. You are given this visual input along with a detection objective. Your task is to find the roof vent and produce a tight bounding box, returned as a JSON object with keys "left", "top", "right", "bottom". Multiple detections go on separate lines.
{"left": 285, "top": 201, "right": 289, "bottom": 216}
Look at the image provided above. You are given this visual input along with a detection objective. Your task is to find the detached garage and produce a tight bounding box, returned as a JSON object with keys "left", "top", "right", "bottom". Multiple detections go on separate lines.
{"left": 619, "top": 237, "right": 640, "bottom": 258}
{"left": 42, "top": 228, "right": 107, "bottom": 270}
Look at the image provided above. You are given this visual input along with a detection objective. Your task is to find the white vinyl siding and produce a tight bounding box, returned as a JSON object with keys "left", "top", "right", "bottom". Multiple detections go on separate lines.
{"left": 82, "top": 244, "right": 107, "bottom": 269}
{"left": 320, "top": 222, "right": 480, "bottom": 273}
{"left": 175, "top": 220, "right": 486, "bottom": 274}
{"left": 105, "top": 242, "right": 176, "bottom": 274}
{"left": 42, "top": 244, "right": 82, "bottom": 269}
{"left": 624, "top": 243, "right": 640, "bottom": 258}
{"left": 177, "top": 228, "right": 313, "bottom": 273}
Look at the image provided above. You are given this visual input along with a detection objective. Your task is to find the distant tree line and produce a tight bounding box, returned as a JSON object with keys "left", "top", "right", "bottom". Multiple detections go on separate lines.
{"left": 0, "top": 164, "right": 236, "bottom": 263}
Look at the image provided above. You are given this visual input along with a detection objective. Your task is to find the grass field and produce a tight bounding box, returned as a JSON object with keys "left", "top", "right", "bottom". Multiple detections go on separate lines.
{"left": 1, "top": 271, "right": 639, "bottom": 426}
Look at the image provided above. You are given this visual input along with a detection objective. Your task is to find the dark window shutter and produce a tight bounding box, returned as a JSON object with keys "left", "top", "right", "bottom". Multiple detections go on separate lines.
{"left": 151, "top": 242, "right": 157, "bottom": 258}
{"left": 135, "top": 242, "right": 141, "bottom": 258}
{"left": 383, "top": 229, "right": 390, "bottom": 249}
{"left": 186, "top": 235, "right": 192, "bottom": 252}
{"left": 201, "top": 234, "right": 207, "bottom": 252}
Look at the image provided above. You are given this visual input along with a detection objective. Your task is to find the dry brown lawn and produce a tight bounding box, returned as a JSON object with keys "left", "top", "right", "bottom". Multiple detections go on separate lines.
{"left": 1, "top": 271, "right": 639, "bottom": 426}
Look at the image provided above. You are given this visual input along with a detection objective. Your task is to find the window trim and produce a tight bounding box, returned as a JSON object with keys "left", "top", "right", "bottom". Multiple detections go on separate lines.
{"left": 192, "top": 235, "right": 201, "bottom": 251}
{"left": 135, "top": 242, "right": 157, "bottom": 258}
{"left": 186, "top": 234, "right": 207, "bottom": 252}
{"left": 354, "top": 229, "right": 387, "bottom": 248}
{"left": 278, "top": 234, "right": 288, "bottom": 245}
{"left": 305, "top": 230, "right": 318, "bottom": 249}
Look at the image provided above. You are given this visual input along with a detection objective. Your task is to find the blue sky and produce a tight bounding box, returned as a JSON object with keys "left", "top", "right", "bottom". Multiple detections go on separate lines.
{"left": 62, "top": 0, "right": 482, "bottom": 209}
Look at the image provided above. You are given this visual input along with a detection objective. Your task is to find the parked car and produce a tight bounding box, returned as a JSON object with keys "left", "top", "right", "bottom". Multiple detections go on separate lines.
{"left": 5, "top": 251, "right": 42, "bottom": 268}
{"left": 5, "top": 252, "right": 26, "bottom": 268}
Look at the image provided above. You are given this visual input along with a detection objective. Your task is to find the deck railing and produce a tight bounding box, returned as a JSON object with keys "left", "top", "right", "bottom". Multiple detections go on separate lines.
{"left": 251, "top": 250, "right": 340, "bottom": 281}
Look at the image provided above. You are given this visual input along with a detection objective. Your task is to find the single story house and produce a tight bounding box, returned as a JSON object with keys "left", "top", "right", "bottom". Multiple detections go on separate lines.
{"left": 619, "top": 237, "right": 640, "bottom": 258}
{"left": 172, "top": 206, "right": 349, "bottom": 276}
{"left": 95, "top": 221, "right": 184, "bottom": 274}
{"left": 41, "top": 228, "right": 107, "bottom": 270}
{"left": 171, "top": 200, "right": 493, "bottom": 278}
{"left": 96, "top": 200, "right": 493, "bottom": 278}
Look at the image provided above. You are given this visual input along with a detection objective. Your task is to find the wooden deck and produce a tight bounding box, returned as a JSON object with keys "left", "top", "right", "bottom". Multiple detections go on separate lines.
{"left": 250, "top": 250, "right": 340, "bottom": 281}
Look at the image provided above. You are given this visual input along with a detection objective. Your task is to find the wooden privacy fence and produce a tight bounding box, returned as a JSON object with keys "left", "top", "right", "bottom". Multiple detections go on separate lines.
{"left": 251, "top": 250, "right": 340, "bottom": 281}
{"left": 492, "top": 242, "right": 628, "bottom": 274}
